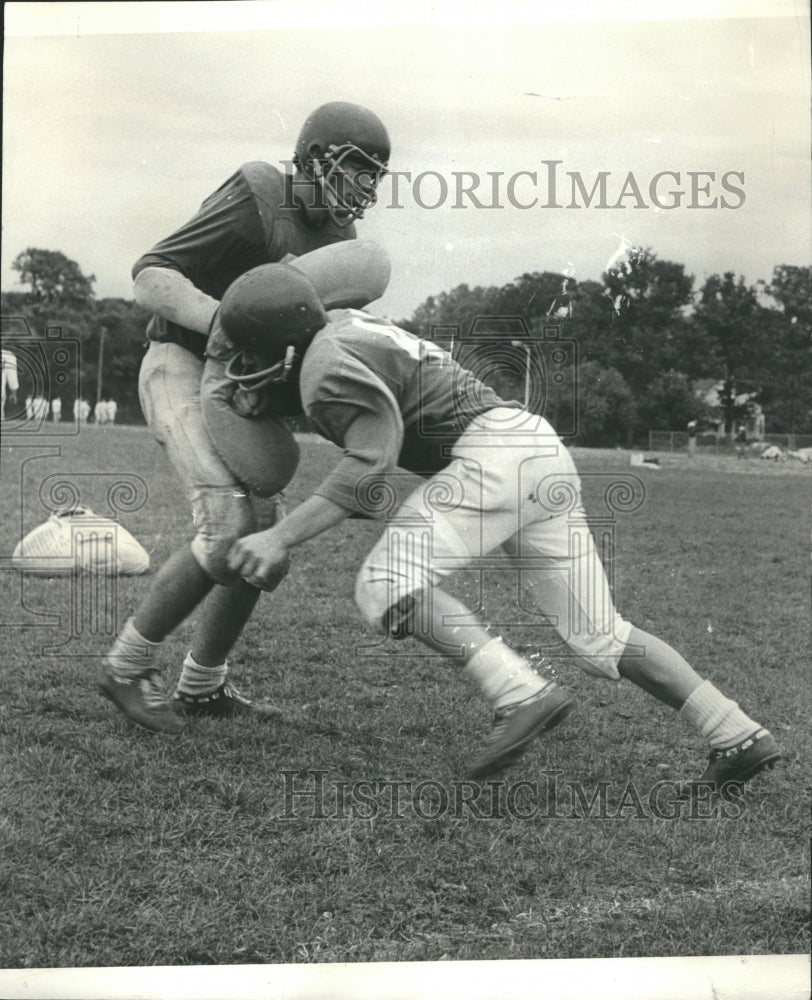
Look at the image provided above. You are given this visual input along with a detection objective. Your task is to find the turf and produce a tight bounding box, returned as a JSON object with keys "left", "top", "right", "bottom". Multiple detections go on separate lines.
{"left": 0, "top": 426, "right": 809, "bottom": 967}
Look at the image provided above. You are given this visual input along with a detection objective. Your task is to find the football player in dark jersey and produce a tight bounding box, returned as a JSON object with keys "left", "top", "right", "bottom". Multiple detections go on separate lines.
{"left": 221, "top": 254, "right": 782, "bottom": 785}
{"left": 98, "top": 104, "right": 390, "bottom": 734}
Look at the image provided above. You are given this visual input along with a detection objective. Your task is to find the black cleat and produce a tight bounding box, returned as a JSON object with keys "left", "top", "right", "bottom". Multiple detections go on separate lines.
{"left": 692, "top": 729, "right": 782, "bottom": 791}
{"left": 98, "top": 663, "right": 186, "bottom": 735}
{"left": 173, "top": 682, "right": 282, "bottom": 721}
{"left": 468, "top": 683, "right": 574, "bottom": 779}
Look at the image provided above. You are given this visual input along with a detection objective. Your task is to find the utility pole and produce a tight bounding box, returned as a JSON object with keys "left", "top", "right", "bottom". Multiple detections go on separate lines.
{"left": 511, "top": 340, "right": 531, "bottom": 408}
{"left": 96, "top": 326, "right": 107, "bottom": 403}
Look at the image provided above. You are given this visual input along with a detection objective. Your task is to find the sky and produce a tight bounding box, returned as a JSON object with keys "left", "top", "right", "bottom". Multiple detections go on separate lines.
{"left": 2, "top": 1, "right": 810, "bottom": 322}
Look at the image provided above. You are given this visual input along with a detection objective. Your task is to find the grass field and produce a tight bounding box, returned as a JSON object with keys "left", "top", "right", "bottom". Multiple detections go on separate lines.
{"left": 0, "top": 425, "right": 809, "bottom": 968}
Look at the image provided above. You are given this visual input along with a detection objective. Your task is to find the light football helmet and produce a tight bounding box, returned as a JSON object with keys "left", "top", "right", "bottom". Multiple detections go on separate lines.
{"left": 293, "top": 102, "right": 390, "bottom": 226}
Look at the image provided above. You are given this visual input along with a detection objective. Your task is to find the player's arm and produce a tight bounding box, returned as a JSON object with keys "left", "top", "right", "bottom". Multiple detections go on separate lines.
{"left": 227, "top": 406, "right": 402, "bottom": 586}
{"left": 307, "top": 402, "right": 403, "bottom": 514}
{"left": 133, "top": 168, "right": 267, "bottom": 332}
{"left": 133, "top": 267, "right": 219, "bottom": 335}
{"left": 226, "top": 493, "right": 348, "bottom": 587}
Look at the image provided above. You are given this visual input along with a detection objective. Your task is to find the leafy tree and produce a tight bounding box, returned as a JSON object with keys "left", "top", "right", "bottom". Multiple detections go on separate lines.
{"left": 410, "top": 272, "right": 580, "bottom": 346}
{"left": 768, "top": 264, "right": 812, "bottom": 322}
{"left": 564, "top": 279, "right": 617, "bottom": 367}
{"left": 12, "top": 248, "right": 96, "bottom": 307}
{"left": 491, "top": 271, "right": 575, "bottom": 327}
{"left": 598, "top": 251, "right": 696, "bottom": 393}
{"left": 693, "top": 272, "right": 770, "bottom": 435}
{"left": 2, "top": 250, "right": 150, "bottom": 424}
{"left": 636, "top": 369, "right": 708, "bottom": 432}
{"left": 572, "top": 362, "right": 636, "bottom": 447}
{"left": 603, "top": 250, "right": 694, "bottom": 330}
{"left": 759, "top": 265, "right": 812, "bottom": 435}
{"left": 410, "top": 283, "right": 498, "bottom": 342}
{"left": 401, "top": 255, "right": 809, "bottom": 445}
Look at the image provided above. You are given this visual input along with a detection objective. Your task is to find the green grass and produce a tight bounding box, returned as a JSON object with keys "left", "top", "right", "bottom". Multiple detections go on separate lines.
{"left": 0, "top": 427, "right": 809, "bottom": 967}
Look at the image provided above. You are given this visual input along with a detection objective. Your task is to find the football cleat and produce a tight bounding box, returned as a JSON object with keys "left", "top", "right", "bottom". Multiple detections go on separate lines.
{"left": 691, "top": 728, "right": 782, "bottom": 791}
{"left": 173, "top": 682, "right": 283, "bottom": 721}
{"left": 468, "top": 683, "right": 575, "bottom": 779}
{"left": 98, "top": 664, "right": 185, "bottom": 735}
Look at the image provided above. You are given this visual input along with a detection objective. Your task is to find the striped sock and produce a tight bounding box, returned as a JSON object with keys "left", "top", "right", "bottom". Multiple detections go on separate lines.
{"left": 175, "top": 652, "right": 228, "bottom": 698}
{"left": 680, "top": 679, "right": 761, "bottom": 749}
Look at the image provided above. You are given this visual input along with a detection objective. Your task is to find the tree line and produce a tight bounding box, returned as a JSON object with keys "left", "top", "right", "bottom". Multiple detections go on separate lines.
{"left": 1, "top": 247, "right": 810, "bottom": 445}
{"left": 2, "top": 250, "right": 151, "bottom": 425}
{"left": 403, "top": 255, "right": 811, "bottom": 446}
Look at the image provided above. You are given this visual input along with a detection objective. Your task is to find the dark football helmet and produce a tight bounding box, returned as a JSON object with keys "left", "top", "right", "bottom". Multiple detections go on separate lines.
{"left": 218, "top": 264, "right": 328, "bottom": 389}
{"left": 293, "top": 102, "right": 390, "bottom": 226}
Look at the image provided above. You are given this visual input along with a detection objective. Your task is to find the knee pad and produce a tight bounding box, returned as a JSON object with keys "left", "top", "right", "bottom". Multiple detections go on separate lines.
{"left": 250, "top": 493, "right": 281, "bottom": 532}
{"left": 190, "top": 486, "right": 257, "bottom": 585}
{"left": 354, "top": 559, "right": 425, "bottom": 637}
{"left": 355, "top": 526, "right": 440, "bottom": 634}
{"left": 382, "top": 593, "right": 419, "bottom": 640}
{"left": 354, "top": 572, "right": 422, "bottom": 639}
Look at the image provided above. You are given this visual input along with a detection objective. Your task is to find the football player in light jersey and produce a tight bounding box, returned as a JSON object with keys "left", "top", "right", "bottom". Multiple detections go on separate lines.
{"left": 98, "top": 104, "right": 390, "bottom": 734}
{"left": 221, "top": 257, "right": 782, "bottom": 785}
{"left": 1, "top": 348, "right": 19, "bottom": 419}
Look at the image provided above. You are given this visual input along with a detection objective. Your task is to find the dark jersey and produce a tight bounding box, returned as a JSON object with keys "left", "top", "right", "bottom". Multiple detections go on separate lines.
{"left": 134, "top": 163, "right": 357, "bottom": 359}
{"left": 299, "top": 310, "right": 521, "bottom": 512}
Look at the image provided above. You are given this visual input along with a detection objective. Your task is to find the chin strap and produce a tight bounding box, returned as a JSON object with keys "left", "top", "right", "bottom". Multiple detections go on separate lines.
{"left": 224, "top": 344, "right": 297, "bottom": 391}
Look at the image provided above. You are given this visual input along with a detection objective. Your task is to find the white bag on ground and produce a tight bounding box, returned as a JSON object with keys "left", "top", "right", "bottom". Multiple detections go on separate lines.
{"left": 12, "top": 506, "right": 150, "bottom": 575}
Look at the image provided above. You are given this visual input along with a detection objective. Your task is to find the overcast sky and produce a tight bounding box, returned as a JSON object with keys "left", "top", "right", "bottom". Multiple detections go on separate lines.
{"left": 3, "top": 1, "right": 810, "bottom": 321}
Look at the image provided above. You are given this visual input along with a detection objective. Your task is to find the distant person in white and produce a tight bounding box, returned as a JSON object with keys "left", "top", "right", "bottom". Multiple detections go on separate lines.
{"left": 51, "top": 397, "right": 62, "bottom": 422}
{"left": 94, "top": 399, "right": 107, "bottom": 425}
{"left": 74, "top": 398, "right": 91, "bottom": 423}
{"left": 1, "top": 348, "right": 19, "bottom": 420}
{"left": 32, "top": 396, "right": 49, "bottom": 422}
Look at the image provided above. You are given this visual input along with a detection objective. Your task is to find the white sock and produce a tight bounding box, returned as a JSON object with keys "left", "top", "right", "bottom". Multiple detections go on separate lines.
{"left": 464, "top": 637, "right": 550, "bottom": 711}
{"left": 175, "top": 652, "right": 228, "bottom": 697}
{"left": 106, "top": 618, "right": 160, "bottom": 681}
{"left": 680, "top": 679, "right": 761, "bottom": 749}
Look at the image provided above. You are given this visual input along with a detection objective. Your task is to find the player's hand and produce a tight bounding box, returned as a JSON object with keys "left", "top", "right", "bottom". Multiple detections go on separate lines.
{"left": 227, "top": 530, "right": 291, "bottom": 590}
